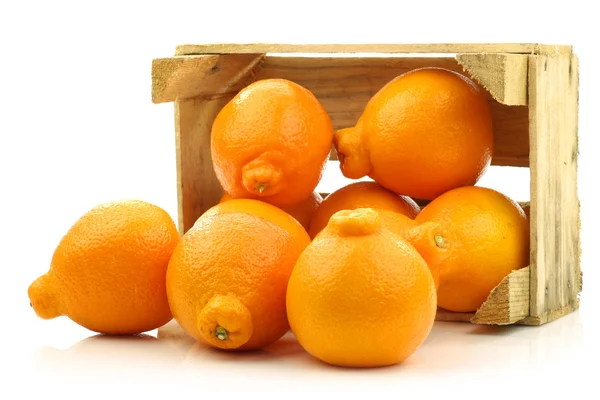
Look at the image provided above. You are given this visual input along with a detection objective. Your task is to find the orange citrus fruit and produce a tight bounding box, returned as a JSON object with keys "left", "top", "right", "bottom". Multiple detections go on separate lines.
{"left": 220, "top": 191, "right": 322, "bottom": 232}
{"left": 334, "top": 67, "right": 494, "bottom": 200}
{"left": 375, "top": 208, "right": 451, "bottom": 290}
{"left": 167, "top": 199, "right": 310, "bottom": 351}
{"left": 287, "top": 208, "right": 437, "bottom": 367}
{"left": 308, "top": 181, "right": 419, "bottom": 238}
{"left": 28, "top": 200, "right": 179, "bottom": 335}
{"left": 416, "top": 186, "right": 530, "bottom": 312}
{"left": 211, "top": 78, "right": 334, "bottom": 207}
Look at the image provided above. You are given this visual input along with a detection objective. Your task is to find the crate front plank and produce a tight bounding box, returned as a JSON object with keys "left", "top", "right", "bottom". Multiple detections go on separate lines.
{"left": 152, "top": 54, "right": 264, "bottom": 104}
{"left": 175, "top": 97, "right": 230, "bottom": 235}
{"left": 175, "top": 43, "right": 572, "bottom": 56}
{"left": 456, "top": 53, "right": 528, "bottom": 106}
{"left": 528, "top": 53, "right": 581, "bottom": 324}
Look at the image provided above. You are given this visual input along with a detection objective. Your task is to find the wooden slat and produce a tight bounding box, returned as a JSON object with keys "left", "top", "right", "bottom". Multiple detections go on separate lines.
{"left": 457, "top": 53, "right": 528, "bottom": 106}
{"left": 470, "top": 267, "right": 530, "bottom": 325}
{"left": 528, "top": 53, "right": 581, "bottom": 324}
{"left": 175, "top": 43, "right": 572, "bottom": 56}
{"left": 175, "top": 97, "right": 229, "bottom": 235}
{"left": 152, "top": 54, "right": 264, "bottom": 104}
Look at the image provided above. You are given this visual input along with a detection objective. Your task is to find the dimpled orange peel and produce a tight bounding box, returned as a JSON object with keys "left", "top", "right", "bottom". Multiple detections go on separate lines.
{"left": 334, "top": 67, "right": 494, "bottom": 200}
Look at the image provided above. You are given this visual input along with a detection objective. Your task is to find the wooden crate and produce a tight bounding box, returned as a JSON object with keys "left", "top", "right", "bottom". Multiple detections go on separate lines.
{"left": 151, "top": 43, "right": 581, "bottom": 327}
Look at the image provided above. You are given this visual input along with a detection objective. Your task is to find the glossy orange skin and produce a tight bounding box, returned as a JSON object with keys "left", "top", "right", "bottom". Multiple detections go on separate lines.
{"left": 416, "top": 186, "right": 530, "bottom": 312}
{"left": 375, "top": 208, "right": 453, "bottom": 290}
{"left": 334, "top": 68, "right": 494, "bottom": 200}
{"left": 308, "top": 181, "right": 420, "bottom": 238}
{"left": 167, "top": 199, "right": 310, "bottom": 351}
{"left": 27, "top": 200, "right": 179, "bottom": 335}
{"left": 287, "top": 208, "right": 437, "bottom": 368}
{"left": 220, "top": 191, "right": 322, "bottom": 232}
{"left": 211, "top": 79, "right": 334, "bottom": 207}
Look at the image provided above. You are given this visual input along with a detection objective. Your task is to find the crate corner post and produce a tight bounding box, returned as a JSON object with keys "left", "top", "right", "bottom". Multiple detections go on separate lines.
{"left": 526, "top": 50, "right": 581, "bottom": 325}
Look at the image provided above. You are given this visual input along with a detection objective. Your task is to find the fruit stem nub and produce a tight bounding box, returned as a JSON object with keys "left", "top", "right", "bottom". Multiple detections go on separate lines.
{"left": 256, "top": 183, "right": 266, "bottom": 194}
{"left": 434, "top": 234, "right": 446, "bottom": 248}
{"left": 215, "top": 326, "right": 228, "bottom": 341}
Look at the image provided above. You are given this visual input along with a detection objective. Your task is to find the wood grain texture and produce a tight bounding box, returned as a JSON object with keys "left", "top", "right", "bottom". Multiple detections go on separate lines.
{"left": 528, "top": 53, "right": 581, "bottom": 324}
{"left": 457, "top": 53, "right": 528, "bottom": 106}
{"left": 470, "top": 267, "right": 530, "bottom": 325}
{"left": 175, "top": 43, "right": 572, "bottom": 56}
{"left": 175, "top": 96, "right": 230, "bottom": 235}
{"left": 152, "top": 54, "right": 264, "bottom": 104}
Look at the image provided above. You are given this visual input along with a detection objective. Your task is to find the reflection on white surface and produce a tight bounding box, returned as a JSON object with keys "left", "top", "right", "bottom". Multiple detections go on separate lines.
{"left": 29, "top": 312, "right": 586, "bottom": 376}
{"left": 0, "top": 294, "right": 593, "bottom": 398}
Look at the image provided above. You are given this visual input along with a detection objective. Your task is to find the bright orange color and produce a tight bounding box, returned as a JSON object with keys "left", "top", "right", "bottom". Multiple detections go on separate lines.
{"left": 27, "top": 200, "right": 179, "bottom": 335}
{"left": 375, "top": 208, "right": 451, "bottom": 289}
{"left": 167, "top": 199, "right": 311, "bottom": 351}
{"left": 416, "top": 186, "right": 530, "bottom": 312}
{"left": 211, "top": 79, "right": 334, "bottom": 207}
{"left": 287, "top": 208, "right": 437, "bottom": 367}
{"left": 334, "top": 67, "right": 494, "bottom": 200}
{"left": 308, "top": 181, "right": 420, "bottom": 238}
{"left": 220, "top": 191, "right": 322, "bottom": 232}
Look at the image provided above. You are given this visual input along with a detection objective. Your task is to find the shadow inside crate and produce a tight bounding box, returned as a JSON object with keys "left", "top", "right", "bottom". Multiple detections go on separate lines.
{"left": 466, "top": 324, "right": 521, "bottom": 336}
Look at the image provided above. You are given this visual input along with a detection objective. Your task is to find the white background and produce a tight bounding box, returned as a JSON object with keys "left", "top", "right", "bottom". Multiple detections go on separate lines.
{"left": 1, "top": 1, "right": 598, "bottom": 398}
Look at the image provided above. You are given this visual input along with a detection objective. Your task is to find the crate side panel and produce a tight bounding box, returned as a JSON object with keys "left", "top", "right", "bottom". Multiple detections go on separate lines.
{"left": 252, "top": 57, "right": 529, "bottom": 167}
{"left": 175, "top": 97, "right": 231, "bottom": 234}
{"left": 528, "top": 54, "right": 580, "bottom": 323}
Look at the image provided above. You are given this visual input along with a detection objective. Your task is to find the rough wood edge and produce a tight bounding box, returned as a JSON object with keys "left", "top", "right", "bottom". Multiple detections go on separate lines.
{"left": 152, "top": 54, "right": 265, "bottom": 104}
{"left": 470, "top": 267, "right": 530, "bottom": 325}
{"left": 456, "top": 53, "right": 528, "bottom": 105}
{"left": 175, "top": 43, "right": 572, "bottom": 56}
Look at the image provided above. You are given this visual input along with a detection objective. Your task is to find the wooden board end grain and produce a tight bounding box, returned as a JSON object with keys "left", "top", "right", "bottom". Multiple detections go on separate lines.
{"left": 457, "top": 53, "right": 528, "bottom": 106}
{"left": 471, "top": 267, "right": 530, "bottom": 325}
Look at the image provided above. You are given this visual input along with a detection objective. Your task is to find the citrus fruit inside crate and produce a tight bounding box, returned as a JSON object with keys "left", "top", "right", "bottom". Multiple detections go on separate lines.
{"left": 151, "top": 43, "right": 581, "bottom": 327}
